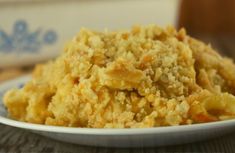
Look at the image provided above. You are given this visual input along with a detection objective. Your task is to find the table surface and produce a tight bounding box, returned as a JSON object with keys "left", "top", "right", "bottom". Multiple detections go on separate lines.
{"left": 1, "top": 36, "right": 235, "bottom": 153}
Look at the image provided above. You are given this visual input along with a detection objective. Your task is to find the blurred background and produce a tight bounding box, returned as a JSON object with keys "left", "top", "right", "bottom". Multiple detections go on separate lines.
{"left": 0, "top": 0, "right": 234, "bottom": 82}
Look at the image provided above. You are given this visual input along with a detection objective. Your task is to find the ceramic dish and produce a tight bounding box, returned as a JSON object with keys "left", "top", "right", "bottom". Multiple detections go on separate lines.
{"left": 0, "top": 76, "right": 235, "bottom": 148}
{"left": 0, "top": 0, "right": 179, "bottom": 68}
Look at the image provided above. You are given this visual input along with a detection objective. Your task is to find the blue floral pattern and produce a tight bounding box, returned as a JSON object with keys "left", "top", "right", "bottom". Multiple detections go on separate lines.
{"left": 0, "top": 20, "right": 57, "bottom": 53}
{"left": 18, "top": 83, "right": 24, "bottom": 89}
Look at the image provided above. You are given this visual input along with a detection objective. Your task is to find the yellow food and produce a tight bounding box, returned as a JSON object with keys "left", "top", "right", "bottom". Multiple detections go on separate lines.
{"left": 4, "top": 25, "right": 235, "bottom": 128}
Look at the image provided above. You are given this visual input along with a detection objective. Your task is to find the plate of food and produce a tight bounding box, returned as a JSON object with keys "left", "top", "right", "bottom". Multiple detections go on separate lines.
{"left": 1, "top": 25, "right": 235, "bottom": 148}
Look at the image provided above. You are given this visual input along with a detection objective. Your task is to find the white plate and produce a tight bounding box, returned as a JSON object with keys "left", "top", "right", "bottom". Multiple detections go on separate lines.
{"left": 1, "top": 76, "right": 235, "bottom": 148}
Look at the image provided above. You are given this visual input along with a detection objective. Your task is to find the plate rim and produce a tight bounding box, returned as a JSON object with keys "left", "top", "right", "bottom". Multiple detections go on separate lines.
{"left": 1, "top": 75, "right": 235, "bottom": 135}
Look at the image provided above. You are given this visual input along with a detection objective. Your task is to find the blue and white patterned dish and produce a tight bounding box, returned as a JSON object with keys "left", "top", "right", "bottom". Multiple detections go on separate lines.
{"left": 0, "top": 0, "right": 180, "bottom": 68}
{"left": 1, "top": 76, "right": 235, "bottom": 147}
{"left": 0, "top": 20, "right": 57, "bottom": 53}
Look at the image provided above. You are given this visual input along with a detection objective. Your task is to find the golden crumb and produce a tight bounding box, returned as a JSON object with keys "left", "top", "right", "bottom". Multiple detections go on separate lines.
{"left": 4, "top": 25, "right": 235, "bottom": 128}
